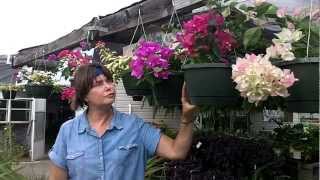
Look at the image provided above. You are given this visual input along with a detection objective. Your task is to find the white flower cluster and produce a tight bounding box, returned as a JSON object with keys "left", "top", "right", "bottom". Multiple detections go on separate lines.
{"left": 17, "top": 66, "right": 56, "bottom": 85}
{"left": 266, "top": 28, "right": 303, "bottom": 61}
{"left": 232, "top": 54, "right": 298, "bottom": 105}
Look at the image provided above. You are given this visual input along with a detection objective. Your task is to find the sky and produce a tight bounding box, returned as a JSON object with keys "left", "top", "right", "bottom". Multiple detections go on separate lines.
{"left": 0, "top": 0, "right": 139, "bottom": 55}
{"left": 0, "top": 0, "right": 317, "bottom": 55}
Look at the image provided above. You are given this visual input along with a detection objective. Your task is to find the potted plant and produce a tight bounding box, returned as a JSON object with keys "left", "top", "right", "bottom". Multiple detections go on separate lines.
{"left": 272, "top": 124, "right": 319, "bottom": 179}
{"left": 231, "top": 53, "right": 297, "bottom": 109}
{"left": 56, "top": 47, "right": 92, "bottom": 81}
{"left": 99, "top": 42, "right": 151, "bottom": 101}
{"left": 17, "top": 66, "right": 57, "bottom": 98}
{"left": 129, "top": 40, "right": 184, "bottom": 105}
{"left": 102, "top": 39, "right": 184, "bottom": 105}
{"left": 0, "top": 84, "right": 23, "bottom": 99}
{"left": 265, "top": 8, "right": 320, "bottom": 113}
{"left": 233, "top": 1, "right": 319, "bottom": 112}
{"left": 178, "top": 8, "right": 240, "bottom": 107}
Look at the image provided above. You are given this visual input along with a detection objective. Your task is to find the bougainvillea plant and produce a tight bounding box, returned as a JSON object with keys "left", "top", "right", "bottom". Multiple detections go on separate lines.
{"left": 232, "top": 54, "right": 298, "bottom": 106}
{"left": 176, "top": 11, "right": 237, "bottom": 64}
{"left": 129, "top": 41, "right": 176, "bottom": 85}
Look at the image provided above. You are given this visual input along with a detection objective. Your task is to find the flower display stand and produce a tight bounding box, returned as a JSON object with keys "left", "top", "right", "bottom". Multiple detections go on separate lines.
{"left": 25, "top": 85, "right": 52, "bottom": 99}
{"left": 183, "top": 63, "right": 240, "bottom": 107}
{"left": 275, "top": 58, "right": 319, "bottom": 113}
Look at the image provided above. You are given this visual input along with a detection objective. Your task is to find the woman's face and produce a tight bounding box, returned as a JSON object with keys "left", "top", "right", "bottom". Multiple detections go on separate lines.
{"left": 85, "top": 74, "right": 116, "bottom": 107}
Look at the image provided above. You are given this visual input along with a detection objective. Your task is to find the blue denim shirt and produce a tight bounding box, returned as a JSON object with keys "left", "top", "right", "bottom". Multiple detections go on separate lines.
{"left": 49, "top": 108, "right": 161, "bottom": 180}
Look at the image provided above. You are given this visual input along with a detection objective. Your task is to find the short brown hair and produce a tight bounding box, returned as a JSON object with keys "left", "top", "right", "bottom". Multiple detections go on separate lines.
{"left": 71, "top": 63, "right": 113, "bottom": 110}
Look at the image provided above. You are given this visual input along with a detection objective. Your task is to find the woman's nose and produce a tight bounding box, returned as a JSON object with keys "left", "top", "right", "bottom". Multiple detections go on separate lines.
{"left": 103, "top": 81, "right": 114, "bottom": 90}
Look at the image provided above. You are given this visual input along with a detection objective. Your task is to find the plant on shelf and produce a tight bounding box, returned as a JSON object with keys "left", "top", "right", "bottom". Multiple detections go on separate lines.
{"left": 0, "top": 84, "right": 23, "bottom": 99}
{"left": 17, "top": 66, "right": 57, "bottom": 98}
{"left": 18, "top": 69, "right": 55, "bottom": 86}
{"left": 0, "top": 84, "right": 23, "bottom": 92}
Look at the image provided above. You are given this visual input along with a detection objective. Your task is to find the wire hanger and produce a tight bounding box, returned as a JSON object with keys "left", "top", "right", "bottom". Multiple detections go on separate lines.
{"left": 129, "top": 5, "right": 148, "bottom": 46}
{"left": 162, "top": 0, "right": 183, "bottom": 45}
{"left": 306, "top": 0, "right": 313, "bottom": 58}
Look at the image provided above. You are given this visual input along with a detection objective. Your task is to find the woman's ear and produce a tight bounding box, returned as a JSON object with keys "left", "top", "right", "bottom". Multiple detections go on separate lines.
{"left": 83, "top": 94, "right": 89, "bottom": 103}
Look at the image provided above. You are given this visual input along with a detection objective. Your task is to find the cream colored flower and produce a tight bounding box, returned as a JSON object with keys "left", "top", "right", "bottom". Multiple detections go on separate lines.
{"left": 274, "top": 28, "right": 303, "bottom": 44}
{"left": 281, "top": 51, "right": 295, "bottom": 61}
{"left": 254, "top": 0, "right": 266, "bottom": 6}
{"left": 232, "top": 53, "right": 297, "bottom": 105}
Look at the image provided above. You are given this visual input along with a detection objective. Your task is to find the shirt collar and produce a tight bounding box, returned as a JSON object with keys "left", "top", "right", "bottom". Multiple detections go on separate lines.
{"left": 77, "top": 107, "right": 123, "bottom": 134}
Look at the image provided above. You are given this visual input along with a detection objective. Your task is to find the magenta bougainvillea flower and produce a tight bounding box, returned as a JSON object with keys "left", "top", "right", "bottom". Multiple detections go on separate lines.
{"left": 129, "top": 41, "right": 173, "bottom": 80}
{"left": 60, "top": 87, "right": 76, "bottom": 101}
{"left": 177, "top": 11, "right": 237, "bottom": 62}
{"left": 48, "top": 54, "right": 57, "bottom": 61}
{"left": 56, "top": 49, "right": 92, "bottom": 80}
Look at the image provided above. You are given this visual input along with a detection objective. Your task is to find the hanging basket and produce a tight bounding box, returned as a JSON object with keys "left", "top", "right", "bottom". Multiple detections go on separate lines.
{"left": 121, "top": 73, "right": 151, "bottom": 96}
{"left": 25, "top": 85, "right": 53, "bottom": 99}
{"left": 182, "top": 63, "right": 240, "bottom": 107}
{"left": 275, "top": 58, "right": 319, "bottom": 113}
{"left": 152, "top": 74, "right": 184, "bottom": 106}
{"left": 2, "top": 90, "right": 17, "bottom": 99}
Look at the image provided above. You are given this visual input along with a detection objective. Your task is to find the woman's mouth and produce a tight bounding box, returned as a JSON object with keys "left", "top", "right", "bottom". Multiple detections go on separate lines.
{"left": 106, "top": 93, "right": 115, "bottom": 98}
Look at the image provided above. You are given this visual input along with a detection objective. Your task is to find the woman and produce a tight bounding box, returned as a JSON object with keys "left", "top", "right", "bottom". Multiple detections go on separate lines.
{"left": 49, "top": 63, "right": 197, "bottom": 180}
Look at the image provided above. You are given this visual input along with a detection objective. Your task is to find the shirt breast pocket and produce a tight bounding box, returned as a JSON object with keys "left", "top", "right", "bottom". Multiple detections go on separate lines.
{"left": 112, "top": 144, "right": 139, "bottom": 163}
{"left": 66, "top": 151, "right": 85, "bottom": 177}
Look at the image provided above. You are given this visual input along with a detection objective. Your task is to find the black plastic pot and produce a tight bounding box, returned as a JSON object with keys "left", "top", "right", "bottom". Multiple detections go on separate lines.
{"left": 152, "top": 74, "right": 184, "bottom": 106}
{"left": 182, "top": 63, "right": 240, "bottom": 107}
{"left": 121, "top": 73, "right": 151, "bottom": 96}
{"left": 275, "top": 58, "right": 319, "bottom": 113}
{"left": 2, "top": 90, "right": 17, "bottom": 99}
{"left": 25, "top": 85, "right": 53, "bottom": 99}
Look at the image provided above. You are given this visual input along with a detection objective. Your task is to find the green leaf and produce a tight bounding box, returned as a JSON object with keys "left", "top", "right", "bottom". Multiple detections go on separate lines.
{"left": 239, "top": 4, "right": 248, "bottom": 11}
{"left": 222, "top": 7, "right": 231, "bottom": 17}
{"left": 243, "top": 27, "right": 262, "bottom": 49}
{"left": 264, "top": 4, "right": 277, "bottom": 15}
{"left": 256, "top": 2, "right": 275, "bottom": 17}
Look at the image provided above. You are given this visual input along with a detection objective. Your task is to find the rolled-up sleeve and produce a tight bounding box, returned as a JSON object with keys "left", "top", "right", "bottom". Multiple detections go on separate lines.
{"left": 48, "top": 124, "right": 67, "bottom": 170}
{"left": 140, "top": 121, "right": 161, "bottom": 158}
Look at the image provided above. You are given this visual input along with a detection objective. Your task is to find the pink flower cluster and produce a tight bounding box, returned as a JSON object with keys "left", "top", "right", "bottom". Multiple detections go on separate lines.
{"left": 130, "top": 41, "right": 173, "bottom": 79}
{"left": 58, "top": 50, "right": 91, "bottom": 69}
{"left": 95, "top": 41, "right": 106, "bottom": 48}
{"left": 232, "top": 54, "right": 298, "bottom": 105}
{"left": 177, "top": 12, "right": 237, "bottom": 59}
{"left": 60, "top": 87, "right": 76, "bottom": 101}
